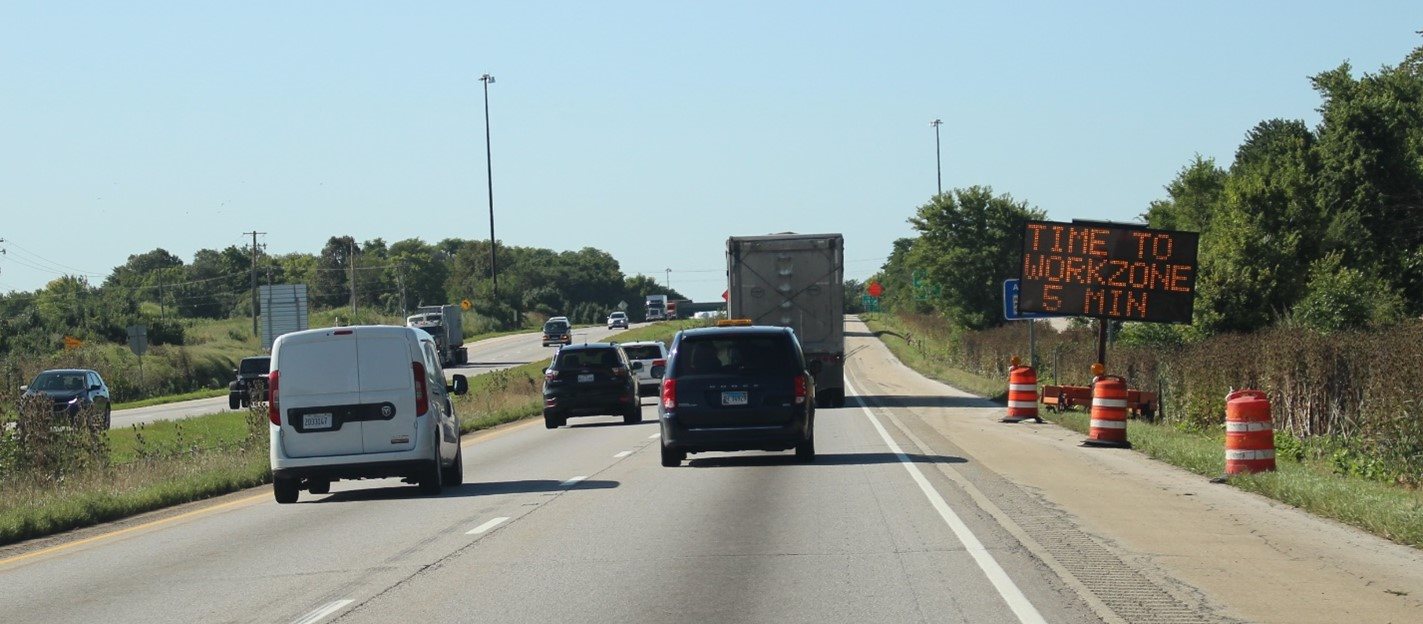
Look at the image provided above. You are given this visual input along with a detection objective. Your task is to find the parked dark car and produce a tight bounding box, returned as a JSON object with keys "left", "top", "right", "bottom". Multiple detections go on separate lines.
{"left": 21, "top": 368, "right": 112, "bottom": 429}
{"left": 542, "top": 343, "right": 641, "bottom": 428}
{"left": 657, "top": 325, "right": 818, "bottom": 466}
{"left": 541, "top": 318, "right": 573, "bottom": 347}
{"left": 227, "top": 355, "right": 271, "bottom": 409}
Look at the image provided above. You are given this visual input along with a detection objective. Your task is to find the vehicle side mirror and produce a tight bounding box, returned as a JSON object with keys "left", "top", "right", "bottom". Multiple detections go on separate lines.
{"left": 19, "top": 385, "right": 27, "bottom": 392}
{"left": 651, "top": 365, "right": 665, "bottom": 379}
{"left": 448, "top": 374, "right": 469, "bottom": 396}
{"left": 630, "top": 361, "right": 644, "bottom": 370}
{"left": 807, "top": 360, "right": 824, "bottom": 376}
{"left": 233, "top": 368, "right": 239, "bottom": 376}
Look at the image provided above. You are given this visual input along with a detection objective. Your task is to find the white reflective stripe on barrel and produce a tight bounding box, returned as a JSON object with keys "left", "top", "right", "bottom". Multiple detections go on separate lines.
{"left": 1226, "top": 421, "right": 1273, "bottom": 432}
{"left": 1226, "top": 449, "right": 1276, "bottom": 460}
{"left": 1007, "top": 401, "right": 1037, "bottom": 409}
{"left": 1009, "top": 384, "right": 1037, "bottom": 392}
{"left": 1089, "top": 419, "right": 1127, "bottom": 429}
{"left": 1092, "top": 398, "right": 1128, "bottom": 408}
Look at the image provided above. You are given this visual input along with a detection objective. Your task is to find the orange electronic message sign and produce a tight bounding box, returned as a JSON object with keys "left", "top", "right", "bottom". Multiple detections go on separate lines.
{"left": 1018, "top": 220, "right": 1199, "bottom": 323}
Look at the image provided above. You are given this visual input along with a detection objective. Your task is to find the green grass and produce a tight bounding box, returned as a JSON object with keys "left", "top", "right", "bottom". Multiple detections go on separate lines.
{"left": 605, "top": 318, "right": 706, "bottom": 345}
{"left": 111, "top": 387, "right": 228, "bottom": 411}
{"left": 865, "top": 311, "right": 1423, "bottom": 550}
{"left": 107, "top": 411, "right": 253, "bottom": 464}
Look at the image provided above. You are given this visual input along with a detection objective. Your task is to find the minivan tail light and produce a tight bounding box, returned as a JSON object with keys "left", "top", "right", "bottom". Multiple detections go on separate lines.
{"left": 661, "top": 378, "right": 677, "bottom": 410}
{"left": 793, "top": 374, "right": 807, "bottom": 405}
{"left": 267, "top": 370, "right": 281, "bottom": 425}
{"left": 413, "top": 362, "right": 429, "bottom": 416}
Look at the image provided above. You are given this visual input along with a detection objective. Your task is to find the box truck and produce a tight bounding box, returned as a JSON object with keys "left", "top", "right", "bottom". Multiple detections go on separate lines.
{"left": 726, "top": 233, "right": 845, "bottom": 407}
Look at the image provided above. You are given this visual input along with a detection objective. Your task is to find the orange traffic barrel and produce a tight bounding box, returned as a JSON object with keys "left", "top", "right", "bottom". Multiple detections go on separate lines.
{"left": 1225, "top": 389, "right": 1275, "bottom": 475}
{"left": 1083, "top": 375, "right": 1131, "bottom": 448}
{"left": 1003, "top": 365, "right": 1041, "bottom": 423}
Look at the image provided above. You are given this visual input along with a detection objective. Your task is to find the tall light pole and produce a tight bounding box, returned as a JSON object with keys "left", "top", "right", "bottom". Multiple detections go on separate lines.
{"left": 665, "top": 268, "right": 671, "bottom": 292}
{"left": 930, "top": 119, "right": 943, "bottom": 195}
{"left": 480, "top": 73, "right": 498, "bottom": 299}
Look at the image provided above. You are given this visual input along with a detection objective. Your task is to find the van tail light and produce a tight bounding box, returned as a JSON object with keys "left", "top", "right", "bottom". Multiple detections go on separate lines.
{"left": 652, "top": 359, "right": 666, "bottom": 367}
{"left": 793, "top": 374, "right": 808, "bottom": 405}
{"left": 413, "top": 362, "right": 429, "bottom": 416}
{"left": 661, "top": 378, "right": 677, "bottom": 410}
{"left": 267, "top": 370, "right": 281, "bottom": 425}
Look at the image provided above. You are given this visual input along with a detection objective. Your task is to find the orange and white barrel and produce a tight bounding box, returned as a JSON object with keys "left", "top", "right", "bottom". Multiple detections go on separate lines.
{"left": 1003, "top": 366, "right": 1040, "bottom": 423}
{"left": 1084, "top": 376, "right": 1130, "bottom": 447}
{"left": 1225, "top": 389, "right": 1275, "bottom": 475}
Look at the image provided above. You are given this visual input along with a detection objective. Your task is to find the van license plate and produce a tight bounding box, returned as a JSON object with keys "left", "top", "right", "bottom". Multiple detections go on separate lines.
{"left": 303, "top": 413, "right": 333, "bottom": 429}
{"left": 721, "top": 391, "right": 748, "bottom": 406}
{"left": 578, "top": 373, "right": 595, "bottom": 383}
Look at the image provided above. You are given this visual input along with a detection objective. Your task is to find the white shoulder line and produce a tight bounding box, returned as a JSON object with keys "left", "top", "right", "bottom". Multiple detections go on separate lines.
{"left": 846, "top": 379, "right": 1048, "bottom": 624}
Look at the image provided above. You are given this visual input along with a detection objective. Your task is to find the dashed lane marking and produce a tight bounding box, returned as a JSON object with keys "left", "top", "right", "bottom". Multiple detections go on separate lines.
{"left": 466, "top": 517, "right": 509, "bottom": 535}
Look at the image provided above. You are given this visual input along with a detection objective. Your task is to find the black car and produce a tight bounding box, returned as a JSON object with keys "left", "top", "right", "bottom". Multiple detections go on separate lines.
{"left": 22, "top": 368, "right": 112, "bottom": 429}
{"left": 541, "top": 318, "right": 573, "bottom": 347}
{"left": 657, "top": 325, "right": 818, "bottom": 466}
{"left": 542, "top": 343, "right": 641, "bottom": 428}
{"left": 227, "top": 355, "right": 271, "bottom": 409}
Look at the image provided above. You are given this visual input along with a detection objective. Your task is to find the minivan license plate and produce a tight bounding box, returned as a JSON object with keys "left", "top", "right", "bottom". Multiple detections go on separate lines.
{"left": 721, "top": 391, "right": 748, "bottom": 406}
{"left": 303, "top": 413, "right": 333, "bottom": 430}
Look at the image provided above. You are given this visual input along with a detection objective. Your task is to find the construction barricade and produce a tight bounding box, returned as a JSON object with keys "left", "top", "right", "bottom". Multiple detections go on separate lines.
{"left": 1083, "top": 375, "right": 1131, "bottom": 448}
{"left": 1003, "top": 365, "right": 1041, "bottom": 423}
{"left": 1225, "top": 389, "right": 1276, "bottom": 475}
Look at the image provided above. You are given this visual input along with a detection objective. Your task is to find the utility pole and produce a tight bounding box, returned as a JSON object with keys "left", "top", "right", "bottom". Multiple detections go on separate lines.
{"left": 930, "top": 119, "right": 943, "bottom": 195}
{"left": 665, "top": 268, "right": 672, "bottom": 292}
{"left": 348, "top": 239, "right": 358, "bottom": 316}
{"left": 244, "top": 231, "right": 265, "bottom": 337}
{"left": 479, "top": 73, "right": 498, "bottom": 299}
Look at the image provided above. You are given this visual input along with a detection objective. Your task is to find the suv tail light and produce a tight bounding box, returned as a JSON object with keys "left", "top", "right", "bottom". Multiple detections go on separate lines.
{"left": 793, "top": 374, "right": 808, "bottom": 405}
{"left": 661, "top": 378, "right": 677, "bottom": 410}
{"left": 545, "top": 369, "right": 560, "bottom": 381}
{"left": 413, "top": 362, "right": 429, "bottom": 416}
{"left": 267, "top": 370, "right": 281, "bottom": 425}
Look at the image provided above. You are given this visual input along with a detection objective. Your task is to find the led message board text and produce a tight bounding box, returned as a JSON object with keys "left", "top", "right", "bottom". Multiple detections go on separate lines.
{"left": 1018, "top": 220, "right": 1199, "bottom": 323}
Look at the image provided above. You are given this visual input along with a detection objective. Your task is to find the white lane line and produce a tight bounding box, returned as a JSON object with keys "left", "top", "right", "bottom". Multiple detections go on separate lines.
{"left": 613, "top": 450, "right": 633, "bottom": 459}
{"left": 560, "top": 475, "right": 587, "bottom": 487}
{"left": 292, "top": 599, "right": 353, "bottom": 624}
{"left": 466, "top": 516, "right": 509, "bottom": 535}
{"left": 847, "top": 379, "right": 1048, "bottom": 624}
{"left": 648, "top": 432, "right": 660, "bottom": 439}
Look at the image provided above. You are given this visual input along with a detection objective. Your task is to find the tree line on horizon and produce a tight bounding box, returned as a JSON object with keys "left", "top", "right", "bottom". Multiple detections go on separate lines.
{"left": 0, "top": 237, "right": 686, "bottom": 357}
{"left": 872, "top": 42, "right": 1423, "bottom": 339}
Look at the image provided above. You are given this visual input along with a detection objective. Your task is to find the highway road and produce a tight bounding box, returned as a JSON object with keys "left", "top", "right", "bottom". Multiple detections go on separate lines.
{"left": 108, "top": 323, "right": 642, "bottom": 430}
{"left": 5, "top": 318, "right": 1422, "bottom": 623}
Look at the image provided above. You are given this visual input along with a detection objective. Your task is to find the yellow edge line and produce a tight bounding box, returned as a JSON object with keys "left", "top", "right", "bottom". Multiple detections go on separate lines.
{"left": 0, "top": 493, "right": 267, "bottom": 569}
{"left": 1, "top": 414, "right": 543, "bottom": 569}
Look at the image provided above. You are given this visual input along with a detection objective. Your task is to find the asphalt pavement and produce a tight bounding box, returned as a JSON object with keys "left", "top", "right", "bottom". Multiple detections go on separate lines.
{"left": 0, "top": 321, "right": 1097, "bottom": 624}
{"left": 107, "top": 324, "right": 641, "bottom": 430}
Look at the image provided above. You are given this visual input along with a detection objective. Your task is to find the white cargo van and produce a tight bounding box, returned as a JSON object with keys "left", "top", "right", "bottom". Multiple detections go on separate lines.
{"left": 268, "top": 325, "right": 469, "bottom": 503}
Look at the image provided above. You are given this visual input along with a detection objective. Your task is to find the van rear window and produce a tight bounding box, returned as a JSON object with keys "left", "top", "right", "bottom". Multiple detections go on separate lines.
{"left": 622, "top": 345, "right": 662, "bottom": 360}
{"left": 674, "top": 335, "right": 797, "bottom": 375}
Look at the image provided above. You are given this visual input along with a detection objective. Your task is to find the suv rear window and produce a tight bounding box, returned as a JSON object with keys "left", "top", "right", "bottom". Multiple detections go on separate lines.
{"left": 622, "top": 345, "right": 662, "bottom": 360}
{"left": 555, "top": 348, "right": 622, "bottom": 369}
{"left": 239, "top": 357, "right": 271, "bottom": 375}
{"left": 675, "top": 334, "right": 798, "bottom": 375}
{"left": 544, "top": 321, "right": 569, "bottom": 333}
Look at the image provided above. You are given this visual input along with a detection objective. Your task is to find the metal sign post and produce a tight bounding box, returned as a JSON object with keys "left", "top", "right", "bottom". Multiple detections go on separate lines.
{"left": 1003, "top": 279, "right": 1058, "bottom": 367}
{"left": 127, "top": 325, "right": 148, "bottom": 385}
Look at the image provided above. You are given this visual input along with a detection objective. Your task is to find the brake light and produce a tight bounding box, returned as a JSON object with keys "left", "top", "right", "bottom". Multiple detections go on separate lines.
{"left": 793, "top": 374, "right": 807, "bottom": 405}
{"left": 413, "top": 362, "right": 429, "bottom": 416}
{"left": 652, "top": 359, "right": 665, "bottom": 367}
{"left": 661, "top": 378, "right": 677, "bottom": 410}
{"left": 267, "top": 370, "right": 281, "bottom": 425}
{"left": 545, "top": 369, "right": 559, "bottom": 381}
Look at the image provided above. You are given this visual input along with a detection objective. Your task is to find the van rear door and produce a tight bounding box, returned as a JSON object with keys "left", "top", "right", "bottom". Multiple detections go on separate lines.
{"left": 358, "top": 331, "right": 419, "bottom": 453}
{"left": 277, "top": 330, "right": 365, "bottom": 458}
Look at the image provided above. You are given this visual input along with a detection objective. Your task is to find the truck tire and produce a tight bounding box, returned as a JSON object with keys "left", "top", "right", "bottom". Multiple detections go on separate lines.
{"left": 442, "top": 447, "right": 464, "bottom": 486}
{"left": 273, "top": 477, "right": 300, "bottom": 504}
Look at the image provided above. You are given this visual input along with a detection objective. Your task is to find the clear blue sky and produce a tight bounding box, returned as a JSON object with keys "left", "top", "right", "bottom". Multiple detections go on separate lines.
{"left": 2, "top": 2, "right": 1419, "bottom": 302}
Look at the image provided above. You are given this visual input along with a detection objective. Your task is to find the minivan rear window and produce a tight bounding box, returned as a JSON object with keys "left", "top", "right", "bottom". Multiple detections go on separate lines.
{"left": 675, "top": 335, "right": 797, "bottom": 375}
